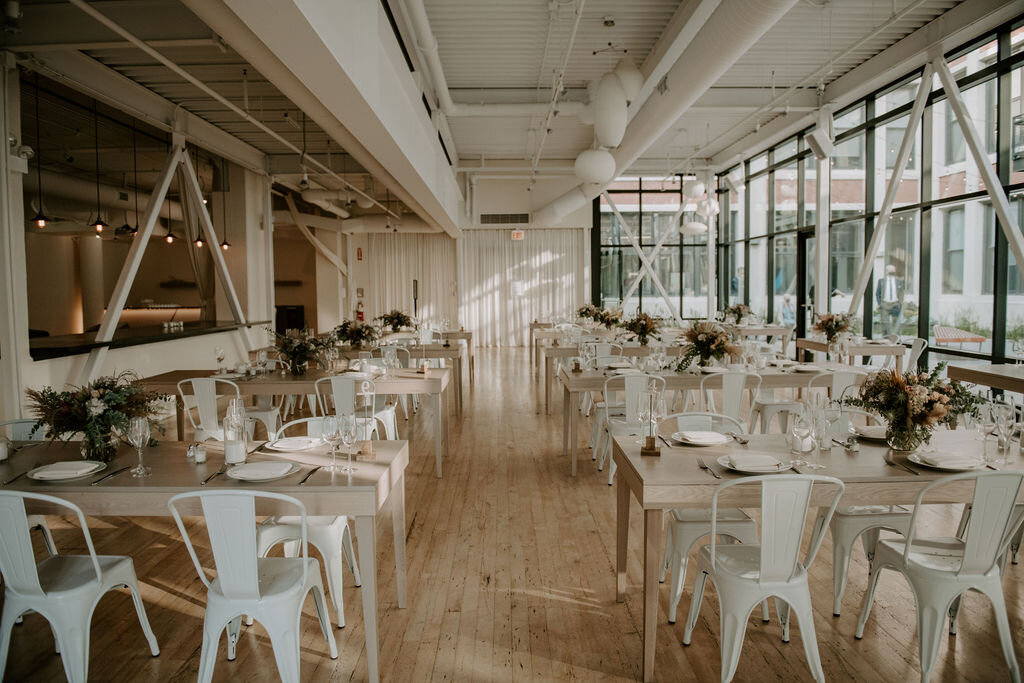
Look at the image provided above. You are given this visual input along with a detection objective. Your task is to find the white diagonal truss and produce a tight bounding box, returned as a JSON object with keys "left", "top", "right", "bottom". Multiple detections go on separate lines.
{"left": 285, "top": 195, "right": 348, "bottom": 276}
{"left": 603, "top": 192, "right": 685, "bottom": 327}
{"left": 620, "top": 204, "right": 687, "bottom": 303}
{"left": 79, "top": 142, "right": 251, "bottom": 383}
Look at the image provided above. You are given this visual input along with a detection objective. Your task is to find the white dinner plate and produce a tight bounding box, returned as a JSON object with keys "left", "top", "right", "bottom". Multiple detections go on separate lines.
{"left": 699, "top": 366, "right": 727, "bottom": 373}
{"left": 907, "top": 452, "right": 985, "bottom": 472}
{"left": 792, "top": 364, "right": 824, "bottom": 373}
{"left": 226, "top": 462, "right": 302, "bottom": 482}
{"left": 716, "top": 454, "right": 793, "bottom": 474}
{"left": 28, "top": 460, "right": 106, "bottom": 481}
{"left": 266, "top": 437, "right": 322, "bottom": 452}
{"left": 672, "top": 431, "right": 731, "bottom": 446}
{"left": 852, "top": 424, "right": 888, "bottom": 442}
{"left": 613, "top": 368, "right": 643, "bottom": 375}
{"left": 213, "top": 372, "right": 244, "bottom": 379}
{"left": 606, "top": 361, "right": 632, "bottom": 369}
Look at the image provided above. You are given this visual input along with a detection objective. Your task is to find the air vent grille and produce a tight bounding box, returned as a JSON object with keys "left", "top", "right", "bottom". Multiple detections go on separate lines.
{"left": 479, "top": 212, "right": 530, "bottom": 225}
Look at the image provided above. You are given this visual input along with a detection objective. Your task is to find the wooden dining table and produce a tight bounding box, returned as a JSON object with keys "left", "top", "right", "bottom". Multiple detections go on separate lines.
{"left": 139, "top": 367, "right": 453, "bottom": 477}
{"left": 796, "top": 337, "right": 906, "bottom": 372}
{"left": 946, "top": 362, "right": 1024, "bottom": 393}
{"left": 724, "top": 323, "right": 793, "bottom": 354}
{"left": 558, "top": 365, "right": 852, "bottom": 476}
{"left": 339, "top": 343, "right": 465, "bottom": 414}
{"left": 612, "top": 430, "right": 1024, "bottom": 682}
{"left": 1, "top": 438, "right": 410, "bottom": 683}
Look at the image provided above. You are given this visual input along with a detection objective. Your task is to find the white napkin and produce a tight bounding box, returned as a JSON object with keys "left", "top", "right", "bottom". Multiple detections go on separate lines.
{"left": 728, "top": 454, "right": 783, "bottom": 472}
{"left": 32, "top": 461, "right": 101, "bottom": 480}
{"left": 228, "top": 462, "right": 294, "bottom": 480}
{"left": 677, "top": 431, "right": 730, "bottom": 445}
{"left": 268, "top": 437, "right": 320, "bottom": 452}
{"left": 855, "top": 425, "right": 887, "bottom": 439}
{"left": 916, "top": 452, "right": 983, "bottom": 469}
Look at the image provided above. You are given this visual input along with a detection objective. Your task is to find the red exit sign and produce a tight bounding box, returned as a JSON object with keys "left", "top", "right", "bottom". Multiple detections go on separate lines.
{"left": 511, "top": 230, "right": 525, "bottom": 241}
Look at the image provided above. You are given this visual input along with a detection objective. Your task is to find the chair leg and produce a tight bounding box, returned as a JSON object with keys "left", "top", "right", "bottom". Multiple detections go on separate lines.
{"left": 607, "top": 453, "right": 615, "bottom": 486}
{"left": 985, "top": 585, "right": 1022, "bottom": 683}
{"left": 342, "top": 526, "right": 361, "bottom": 586}
{"left": 791, "top": 592, "right": 826, "bottom": 683}
{"left": 310, "top": 585, "right": 339, "bottom": 659}
{"left": 323, "top": 550, "right": 346, "bottom": 629}
{"left": 717, "top": 593, "right": 751, "bottom": 683}
{"left": 266, "top": 609, "right": 303, "bottom": 683}
{"left": 0, "top": 604, "right": 19, "bottom": 675}
{"left": 775, "top": 598, "right": 791, "bottom": 642}
{"left": 225, "top": 616, "right": 242, "bottom": 661}
{"left": 914, "top": 593, "right": 952, "bottom": 683}
{"left": 682, "top": 570, "right": 707, "bottom": 645}
{"left": 51, "top": 603, "right": 92, "bottom": 683}
{"left": 125, "top": 575, "right": 160, "bottom": 656}
{"left": 855, "top": 565, "right": 886, "bottom": 639}
{"left": 667, "top": 543, "right": 688, "bottom": 624}
{"left": 33, "top": 521, "right": 57, "bottom": 556}
{"left": 198, "top": 612, "right": 228, "bottom": 683}
{"left": 947, "top": 595, "right": 961, "bottom": 636}
{"left": 830, "top": 526, "right": 857, "bottom": 617}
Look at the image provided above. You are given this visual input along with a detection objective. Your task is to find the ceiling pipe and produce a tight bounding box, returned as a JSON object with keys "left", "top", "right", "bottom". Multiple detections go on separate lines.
{"left": 341, "top": 215, "right": 440, "bottom": 234}
{"left": 533, "top": 0, "right": 797, "bottom": 225}
{"left": 23, "top": 168, "right": 185, "bottom": 221}
{"left": 299, "top": 189, "right": 352, "bottom": 218}
{"left": 403, "top": 0, "right": 587, "bottom": 120}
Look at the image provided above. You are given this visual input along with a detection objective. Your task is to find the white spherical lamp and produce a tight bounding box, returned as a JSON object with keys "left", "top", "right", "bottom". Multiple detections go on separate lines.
{"left": 695, "top": 197, "right": 720, "bottom": 218}
{"left": 613, "top": 58, "right": 643, "bottom": 102}
{"left": 679, "top": 219, "right": 708, "bottom": 236}
{"left": 574, "top": 149, "right": 617, "bottom": 184}
{"left": 593, "top": 73, "right": 627, "bottom": 148}
{"left": 355, "top": 194, "right": 375, "bottom": 209}
{"left": 683, "top": 179, "right": 706, "bottom": 198}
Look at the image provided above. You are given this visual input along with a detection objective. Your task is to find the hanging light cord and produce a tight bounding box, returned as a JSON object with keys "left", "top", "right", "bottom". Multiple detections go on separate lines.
{"left": 93, "top": 101, "right": 102, "bottom": 226}
{"left": 132, "top": 121, "right": 139, "bottom": 231}
{"left": 33, "top": 73, "right": 44, "bottom": 222}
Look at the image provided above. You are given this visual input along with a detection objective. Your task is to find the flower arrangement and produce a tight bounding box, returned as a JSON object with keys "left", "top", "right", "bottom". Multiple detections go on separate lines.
{"left": 333, "top": 319, "right": 379, "bottom": 350}
{"left": 377, "top": 309, "right": 413, "bottom": 332}
{"left": 273, "top": 329, "right": 331, "bottom": 375}
{"left": 25, "top": 372, "right": 166, "bottom": 463}
{"left": 814, "top": 312, "right": 852, "bottom": 342}
{"left": 577, "top": 303, "right": 599, "bottom": 320}
{"left": 722, "top": 303, "right": 750, "bottom": 324}
{"left": 842, "top": 362, "right": 981, "bottom": 451}
{"left": 675, "top": 321, "right": 740, "bottom": 371}
{"left": 620, "top": 312, "right": 660, "bottom": 346}
{"left": 596, "top": 308, "right": 622, "bottom": 330}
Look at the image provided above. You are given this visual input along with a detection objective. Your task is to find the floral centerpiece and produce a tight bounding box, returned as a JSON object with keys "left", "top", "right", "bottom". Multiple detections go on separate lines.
{"left": 273, "top": 329, "right": 330, "bottom": 375}
{"left": 813, "top": 312, "right": 852, "bottom": 343}
{"left": 596, "top": 308, "right": 622, "bottom": 330}
{"left": 577, "top": 303, "right": 599, "bottom": 320}
{"left": 722, "top": 303, "right": 750, "bottom": 324}
{"left": 843, "top": 363, "right": 981, "bottom": 451}
{"left": 333, "top": 319, "right": 379, "bottom": 350}
{"left": 620, "top": 312, "right": 660, "bottom": 346}
{"left": 376, "top": 309, "right": 413, "bottom": 332}
{"left": 675, "top": 321, "right": 740, "bottom": 370}
{"left": 25, "top": 372, "right": 166, "bottom": 463}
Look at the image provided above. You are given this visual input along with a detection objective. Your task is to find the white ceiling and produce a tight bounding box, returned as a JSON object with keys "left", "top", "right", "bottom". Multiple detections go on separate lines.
{"left": 420, "top": 0, "right": 962, "bottom": 170}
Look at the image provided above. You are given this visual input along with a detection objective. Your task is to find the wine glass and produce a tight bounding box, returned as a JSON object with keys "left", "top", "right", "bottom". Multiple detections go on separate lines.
{"left": 339, "top": 414, "right": 358, "bottom": 474}
{"left": 214, "top": 346, "right": 226, "bottom": 374}
{"left": 976, "top": 401, "right": 997, "bottom": 443}
{"left": 822, "top": 401, "right": 842, "bottom": 438}
{"left": 993, "top": 401, "right": 1014, "bottom": 456}
{"left": 636, "top": 391, "right": 654, "bottom": 444}
{"left": 322, "top": 416, "right": 342, "bottom": 471}
{"left": 257, "top": 349, "right": 268, "bottom": 375}
{"left": 127, "top": 417, "right": 151, "bottom": 478}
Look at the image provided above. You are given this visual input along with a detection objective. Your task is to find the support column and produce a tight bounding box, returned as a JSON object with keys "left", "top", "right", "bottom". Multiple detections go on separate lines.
{"left": 705, "top": 170, "right": 716, "bottom": 320}
{"left": 814, "top": 158, "right": 830, "bottom": 316}
{"left": 78, "top": 235, "right": 105, "bottom": 329}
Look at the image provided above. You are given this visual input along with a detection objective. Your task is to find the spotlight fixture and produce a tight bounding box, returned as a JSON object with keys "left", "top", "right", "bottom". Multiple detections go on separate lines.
{"left": 194, "top": 236, "right": 204, "bottom": 248}
{"left": 165, "top": 229, "right": 176, "bottom": 244}
{"left": 31, "top": 73, "right": 49, "bottom": 228}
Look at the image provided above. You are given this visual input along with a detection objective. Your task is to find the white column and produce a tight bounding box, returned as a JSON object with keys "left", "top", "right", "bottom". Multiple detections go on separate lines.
{"left": 706, "top": 171, "right": 716, "bottom": 320}
{"left": 78, "top": 235, "right": 105, "bottom": 329}
{"left": 815, "top": 157, "right": 829, "bottom": 316}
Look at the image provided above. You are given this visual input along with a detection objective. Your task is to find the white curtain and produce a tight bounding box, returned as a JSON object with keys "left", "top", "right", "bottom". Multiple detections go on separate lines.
{"left": 457, "top": 229, "right": 588, "bottom": 347}
{"left": 367, "top": 234, "right": 458, "bottom": 324}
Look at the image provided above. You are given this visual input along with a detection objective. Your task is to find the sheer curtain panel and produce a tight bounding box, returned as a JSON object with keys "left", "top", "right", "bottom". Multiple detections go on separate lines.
{"left": 457, "top": 229, "right": 588, "bottom": 347}
{"left": 367, "top": 234, "right": 457, "bottom": 324}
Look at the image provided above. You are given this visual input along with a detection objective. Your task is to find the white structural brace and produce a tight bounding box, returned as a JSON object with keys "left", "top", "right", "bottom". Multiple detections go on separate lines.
{"left": 620, "top": 204, "right": 687, "bottom": 303}
{"left": 602, "top": 192, "right": 686, "bottom": 328}
{"left": 285, "top": 195, "right": 348, "bottom": 277}
{"left": 846, "top": 62, "right": 933, "bottom": 316}
{"left": 79, "top": 143, "right": 251, "bottom": 383}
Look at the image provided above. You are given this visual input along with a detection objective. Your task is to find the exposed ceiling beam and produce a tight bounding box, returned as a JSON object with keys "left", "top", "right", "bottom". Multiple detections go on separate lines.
{"left": 444, "top": 86, "right": 818, "bottom": 111}
{"left": 10, "top": 39, "right": 223, "bottom": 52}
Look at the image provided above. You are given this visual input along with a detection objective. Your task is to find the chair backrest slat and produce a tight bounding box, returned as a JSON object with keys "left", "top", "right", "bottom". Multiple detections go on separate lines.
{"left": 0, "top": 419, "right": 44, "bottom": 441}
{"left": 961, "top": 474, "right": 1024, "bottom": 574}
{"left": 759, "top": 480, "right": 813, "bottom": 582}
{"left": 662, "top": 411, "right": 745, "bottom": 435}
{"left": 316, "top": 376, "right": 375, "bottom": 418}
{"left": 700, "top": 371, "right": 761, "bottom": 420}
{"left": 275, "top": 417, "right": 326, "bottom": 440}
{"left": 178, "top": 378, "right": 241, "bottom": 436}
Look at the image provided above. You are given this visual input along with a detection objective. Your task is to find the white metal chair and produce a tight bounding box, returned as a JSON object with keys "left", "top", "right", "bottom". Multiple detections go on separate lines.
{"left": 806, "top": 368, "right": 867, "bottom": 403}
{"left": 0, "top": 491, "right": 160, "bottom": 683}
{"left": 906, "top": 337, "right": 928, "bottom": 370}
{"left": 177, "top": 378, "right": 256, "bottom": 442}
{"left": 656, "top": 412, "right": 765, "bottom": 625}
{"left": 698, "top": 370, "right": 761, "bottom": 422}
{"left": 375, "top": 345, "right": 415, "bottom": 419}
{"left": 314, "top": 376, "right": 381, "bottom": 440}
{"left": 168, "top": 490, "right": 337, "bottom": 683}
{"left": 253, "top": 418, "right": 361, "bottom": 629}
{"left": 0, "top": 420, "right": 56, "bottom": 556}
{"left": 596, "top": 374, "right": 666, "bottom": 485}
{"left": 355, "top": 359, "right": 400, "bottom": 439}
{"left": 683, "top": 474, "right": 845, "bottom": 683}
{"left": 855, "top": 472, "right": 1024, "bottom": 683}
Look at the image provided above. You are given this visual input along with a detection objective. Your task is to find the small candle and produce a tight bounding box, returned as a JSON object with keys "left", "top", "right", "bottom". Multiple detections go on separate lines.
{"left": 194, "top": 444, "right": 207, "bottom": 463}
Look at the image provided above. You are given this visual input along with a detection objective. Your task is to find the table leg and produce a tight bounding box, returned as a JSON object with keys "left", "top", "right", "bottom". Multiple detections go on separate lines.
{"left": 569, "top": 389, "right": 579, "bottom": 477}
{"left": 616, "top": 471, "right": 630, "bottom": 602}
{"left": 562, "top": 383, "right": 571, "bottom": 457}
{"left": 175, "top": 396, "right": 186, "bottom": 441}
{"left": 545, "top": 354, "right": 553, "bottom": 414}
{"left": 469, "top": 338, "right": 475, "bottom": 384}
{"left": 391, "top": 474, "right": 407, "bottom": 609}
{"left": 434, "top": 393, "right": 443, "bottom": 478}
{"left": 455, "top": 359, "right": 463, "bottom": 415}
{"left": 642, "top": 508, "right": 662, "bottom": 682}
{"left": 895, "top": 352, "right": 904, "bottom": 374}
{"left": 355, "top": 516, "right": 379, "bottom": 683}
{"left": 530, "top": 329, "right": 534, "bottom": 364}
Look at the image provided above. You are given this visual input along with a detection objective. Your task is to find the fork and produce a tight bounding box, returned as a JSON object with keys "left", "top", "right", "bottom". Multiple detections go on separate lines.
{"left": 883, "top": 451, "right": 919, "bottom": 476}
{"left": 726, "top": 432, "right": 749, "bottom": 445}
{"left": 201, "top": 464, "right": 227, "bottom": 485}
{"left": 697, "top": 458, "right": 721, "bottom": 479}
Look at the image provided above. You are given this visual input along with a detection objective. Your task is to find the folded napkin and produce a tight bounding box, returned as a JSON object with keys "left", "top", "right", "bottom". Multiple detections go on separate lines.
{"left": 728, "top": 454, "right": 783, "bottom": 472}
{"left": 855, "top": 425, "right": 887, "bottom": 439}
{"left": 916, "top": 452, "right": 983, "bottom": 469}
{"left": 677, "top": 431, "right": 729, "bottom": 444}
{"left": 268, "top": 437, "right": 320, "bottom": 452}
{"left": 229, "top": 462, "right": 295, "bottom": 480}
{"left": 32, "top": 461, "right": 101, "bottom": 480}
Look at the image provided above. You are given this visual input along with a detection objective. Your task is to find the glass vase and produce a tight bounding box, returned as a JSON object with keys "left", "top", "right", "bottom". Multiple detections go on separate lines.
{"left": 80, "top": 431, "right": 120, "bottom": 463}
{"left": 886, "top": 428, "right": 923, "bottom": 452}
{"left": 288, "top": 358, "right": 308, "bottom": 376}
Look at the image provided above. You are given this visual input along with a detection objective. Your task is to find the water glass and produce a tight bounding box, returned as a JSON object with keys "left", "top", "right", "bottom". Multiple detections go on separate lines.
{"left": 323, "top": 416, "right": 342, "bottom": 471}
{"left": 127, "top": 416, "right": 151, "bottom": 477}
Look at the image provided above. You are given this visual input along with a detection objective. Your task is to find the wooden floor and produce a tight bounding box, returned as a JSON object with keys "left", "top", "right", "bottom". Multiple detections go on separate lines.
{"left": 4, "top": 348, "right": 1023, "bottom": 682}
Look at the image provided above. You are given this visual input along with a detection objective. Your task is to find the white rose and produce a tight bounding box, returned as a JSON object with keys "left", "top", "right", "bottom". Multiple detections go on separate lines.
{"left": 87, "top": 397, "right": 106, "bottom": 417}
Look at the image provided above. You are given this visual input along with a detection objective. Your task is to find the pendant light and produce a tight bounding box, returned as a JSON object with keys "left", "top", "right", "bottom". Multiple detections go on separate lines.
{"left": 129, "top": 122, "right": 139, "bottom": 236}
{"left": 192, "top": 148, "right": 204, "bottom": 247}
{"left": 91, "top": 101, "right": 107, "bottom": 234}
{"left": 30, "top": 73, "right": 48, "bottom": 228}
{"left": 164, "top": 175, "right": 176, "bottom": 244}
{"left": 219, "top": 158, "right": 230, "bottom": 250}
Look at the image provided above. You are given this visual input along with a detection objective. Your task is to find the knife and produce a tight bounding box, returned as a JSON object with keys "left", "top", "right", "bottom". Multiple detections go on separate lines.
{"left": 298, "top": 466, "right": 322, "bottom": 486}
{"left": 90, "top": 466, "right": 130, "bottom": 486}
{"left": 658, "top": 435, "right": 673, "bottom": 449}
{"left": 201, "top": 464, "right": 227, "bottom": 485}
{"left": 2, "top": 470, "right": 30, "bottom": 486}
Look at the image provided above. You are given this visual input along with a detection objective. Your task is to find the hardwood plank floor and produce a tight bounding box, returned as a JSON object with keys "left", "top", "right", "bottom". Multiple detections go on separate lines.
{"left": 4, "top": 348, "right": 1022, "bottom": 681}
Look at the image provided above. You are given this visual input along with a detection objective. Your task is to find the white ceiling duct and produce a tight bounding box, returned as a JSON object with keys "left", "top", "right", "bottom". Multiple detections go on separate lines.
{"left": 341, "top": 215, "right": 440, "bottom": 233}
{"left": 299, "top": 188, "right": 352, "bottom": 219}
{"left": 533, "top": 0, "right": 798, "bottom": 225}
{"left": 592, "top": 73, "right": 627, "bottom": 149}
{"left": 24, "top": 168, "right": 184, "bottom": 222}
{"left": 613, "top": 58, "right": 643, "bottom": 104}
{"left": 574, "top": 149, "right": 616, "bottom": 185}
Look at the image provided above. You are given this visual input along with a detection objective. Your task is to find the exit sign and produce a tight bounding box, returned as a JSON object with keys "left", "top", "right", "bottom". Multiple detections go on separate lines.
{"left": 511, "top": 230, "right": 525, "bottom": 241}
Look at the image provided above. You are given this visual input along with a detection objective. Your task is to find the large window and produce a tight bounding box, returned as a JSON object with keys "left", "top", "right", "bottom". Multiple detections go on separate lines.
{"left": 941, "top": 207, "right": 965, "bottom": 294}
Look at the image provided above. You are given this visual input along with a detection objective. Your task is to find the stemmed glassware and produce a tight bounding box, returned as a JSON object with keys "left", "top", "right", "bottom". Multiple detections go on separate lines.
{"left": 214, "top": 346, "right": 226, "bottom": 374}
{"left": 993, "top": 401, "right": 1015, "bottom": 460}
{"left": 126, "top": 416, "right": 151, "bottom": 478}
{"left": 256, "top": 349, "right": 268, "bottom": 375}
{"left": 339, "top": 415, "right": 358, "bottom": 474}
{"left": 822, "top": 400, "right": 842, "bottom": 439}
{"left": 323, "top": 416, "right": 342, "bottom": 471}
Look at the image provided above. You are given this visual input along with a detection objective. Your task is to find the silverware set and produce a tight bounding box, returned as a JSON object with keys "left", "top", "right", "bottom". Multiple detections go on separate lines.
{"left": 697, "top": 458, "right": 721, "bottom": 479}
